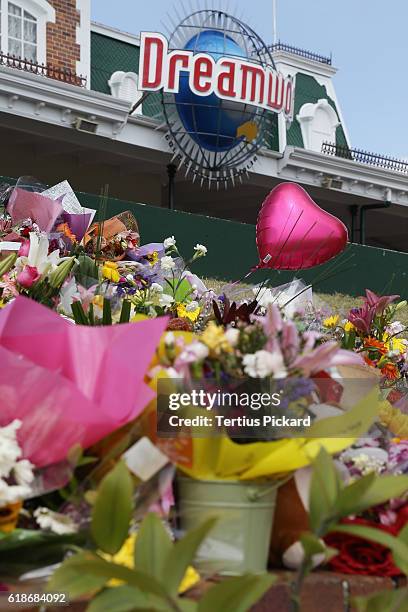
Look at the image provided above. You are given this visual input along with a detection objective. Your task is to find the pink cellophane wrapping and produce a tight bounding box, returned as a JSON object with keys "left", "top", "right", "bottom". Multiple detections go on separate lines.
{"left": 8, "top": 188, "right": 63, "bottom": 233}
{"left": 0, "top": 296, "right": 168, "bottom": 467}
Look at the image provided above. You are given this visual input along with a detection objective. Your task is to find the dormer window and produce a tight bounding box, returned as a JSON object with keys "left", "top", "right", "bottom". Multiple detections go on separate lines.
{"left": 108, "top": 71, "right": 143, "bottom": 115}
{"left": 0, "top": 0, "right": 55, "bottom": 64}
{"left": 297, "top": 99, "right": 340, "bottom": 153}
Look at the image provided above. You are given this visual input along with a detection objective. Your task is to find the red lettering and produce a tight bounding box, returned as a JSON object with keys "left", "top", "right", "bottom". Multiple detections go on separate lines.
{"left": 241, "top": 64, "right": 265, "bottom": 104}
{"left": 267, "top": 72, "right": 284, "bottom": 110}
{"left": 192, "top": 56, "right": 213, "bottom": 94}
{"left": 168, "top": 52, "right": 190, "bottom": 90}
{"left": 218, "top": 60, "right": 236, "bottom": 97}
{"left": 140, "top": 34, "right": 165, "bottom": 90}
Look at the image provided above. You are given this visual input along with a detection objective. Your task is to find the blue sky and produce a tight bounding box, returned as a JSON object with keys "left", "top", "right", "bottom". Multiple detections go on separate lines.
{"left": 92, "top": 0, "right": 407, "bottom": 159}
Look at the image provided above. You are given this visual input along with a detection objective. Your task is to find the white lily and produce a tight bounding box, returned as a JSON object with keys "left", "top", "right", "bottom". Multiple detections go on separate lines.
{"left": 18, "top": 233, "right": 60, "bottom": 275}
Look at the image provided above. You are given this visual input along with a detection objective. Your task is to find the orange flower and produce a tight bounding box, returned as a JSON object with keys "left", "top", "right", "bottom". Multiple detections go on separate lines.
{"left": 381, "top": 363, "right": 399, "bottom": 380}
{"left": 363, "top": 337, "right": 387, "bottom": 355}
{"left": 56, "top": 223, "right": 77, "bottom": 243}
{"left": 364, "top": 356, "right": 376, "bottom": 368}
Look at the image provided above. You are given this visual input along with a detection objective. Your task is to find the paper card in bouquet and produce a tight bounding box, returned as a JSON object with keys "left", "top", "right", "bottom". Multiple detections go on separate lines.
{"left": 0, "top": 297, "right": 168, "bottom": 467}
{"left": 42, "top": 180, "right": 96, "bottom": 239}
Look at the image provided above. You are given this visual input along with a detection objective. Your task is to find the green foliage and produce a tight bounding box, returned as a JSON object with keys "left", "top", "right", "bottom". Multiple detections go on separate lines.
{"left": 133, "top": 512, "right": 173, "bottom": 580}
{"left": 0, "top": 529, "right": 86, "bottom": 579}
{"left": 0, "top": 252, "right": 17, "bottom": 276}
{"left": 74, "top": 254, "right": 99, "bottom": 289}
{"left": 308, "top": 446, "right": 342, "bottom": 533}
{"left": 49, "top": 463, "right": 274, "bottom": 611}
{"left": 353, "top": 588, "right": 408, "bottom": 612}
{"left": 91, "top": 461, "right": 133, "bottom": 555}
{"left": 161, "top": 518, "right": 216, "bottom": 597}
{"left": 198, "top": 574, "right": 275, "bottom": 612}
{"left": 102, "top": 297, "right": 112, "bottom": 325}
{"left": 86, "top": 586, "right": 153, "bottom": 612}
{"left": 48, "top": 257, "right": 76, "bottom": 289}
{"left": 164, "top": 277, "right": 193, "bottom": 302}
{"left": 71, "top": 296, "right": 131, "bottom": 325}
{"left": 308, "top": 448, "right": 408, "bottom": 540}
{"left": 290, "top": 448, "right": 408, "bottom": 612}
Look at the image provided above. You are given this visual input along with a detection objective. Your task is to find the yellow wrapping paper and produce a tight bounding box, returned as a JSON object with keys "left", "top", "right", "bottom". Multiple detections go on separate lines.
{"left": 144, "top": 331, "right": 383, "bottom": 481}
{"left": 177, "top": 387, "right": 382, "bottom": 481}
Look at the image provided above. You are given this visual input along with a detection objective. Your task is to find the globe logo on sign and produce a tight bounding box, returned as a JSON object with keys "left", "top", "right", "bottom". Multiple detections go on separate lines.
{"left": 139, "top": 8, "right": 294, "bottom": 187}
{"left": 175, "top": 29, "right": 253, "bottom": 153}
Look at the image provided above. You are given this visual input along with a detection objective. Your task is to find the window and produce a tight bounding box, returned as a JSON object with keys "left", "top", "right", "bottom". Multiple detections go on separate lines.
{"left": 108, "top": 71, "right": 144, "bottom": 115}
{"left": 0, "top": 0, "right": 55, "bottom": 64}
{"left": 297, "top": 99, "right": 340, "bottom": 153}
{"left": 8, "top": 3, "right": 37, "bottom": 60}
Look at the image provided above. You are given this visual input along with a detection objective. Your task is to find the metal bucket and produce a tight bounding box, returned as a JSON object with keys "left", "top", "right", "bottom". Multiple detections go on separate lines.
{"left": 177, "top": 476, "right": 277, "bottom": 575}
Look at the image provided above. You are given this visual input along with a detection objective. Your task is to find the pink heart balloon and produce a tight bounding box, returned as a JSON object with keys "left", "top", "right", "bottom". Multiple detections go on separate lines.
{"left": 256, "top": 182, "right": 348, "bottom": 270}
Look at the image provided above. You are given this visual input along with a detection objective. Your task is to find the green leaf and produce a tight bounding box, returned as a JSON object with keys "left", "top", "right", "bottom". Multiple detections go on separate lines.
{"left": 198, "top": 574, "right": 275, "bottom": 612}
{"left": 47, "top": 553, "right": 109, "bottom": 599}
{"left": 176, "top": 599, "right": 199, "bottom": 612}
{"left": 71, "top": 300, "right": 89, "bottom": 325}
{"left": 75, "top": 255, "right": 100, "bottom": 289}
{"left": 353, "top": 588, "right": 408, "bottom": 612}
{"left": 49, "top": 553, "right": 171, "bottom": 603}
{"left": 334, "top": 525, "right": 408, "bottom": 574}
{"left": 336, "top": 475, "right": 408, "bottom": 520}
{"left": 300, "top": 533, "right": 326, "bottom": 558}
{"left": 393, "top": 524, "right": 408, "bottom": 576}
{"left": 0, "top": 252, "right": 17, "bottom": 276}
{"left": 91, "top": 461, "right": 133, "bottom": 554}
{"left": 162, "top": 518, "right": 216, "bottom": 597}
{"left": 102, "top": 298, "right": 112, "bottom": 325}
{"left": 309, "top": 448, "right": 342, "bottom": 533}
{"left": 120, "top": 300, "right": 132, "bottom": 324}
{"left": 134, "top": 513, "right": 173, "bottom": 580}
{"left": 164, "top": 278, "right": 192, "bottom": 302}
{"left": 0, "top": 530, "right": 86, "bottom": 579}
{"left": 86, "top": 586, "right": 154, "bottom": 612}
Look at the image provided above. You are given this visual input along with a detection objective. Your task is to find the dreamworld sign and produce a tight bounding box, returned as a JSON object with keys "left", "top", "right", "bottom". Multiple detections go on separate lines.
{"left": 139, "top": 33, "right": 294, "bottom": 119}
{"left": 136, "top": 8, "right": 295, "bottom": 186}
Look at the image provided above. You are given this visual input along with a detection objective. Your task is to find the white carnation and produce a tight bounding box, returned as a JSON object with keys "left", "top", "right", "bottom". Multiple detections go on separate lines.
{"left": 194, "top": 244, "right": 207, "bottom": 256}
{"left": 34, "top": 507, "right": 78, "bottom": 535}
{"left": 164, "top": 236, "right": 176, "bottom": 249}
{"left": 161, "top": 256, "right": 176, "bottom": 272}
{"left": 243, "top": 350, "right": 287, "bottom": 379}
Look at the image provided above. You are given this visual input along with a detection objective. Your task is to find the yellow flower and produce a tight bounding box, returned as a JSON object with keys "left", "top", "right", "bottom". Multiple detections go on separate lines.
{"left": 92, "top": 295, "right": 104, "bottom": 309}
{"left": 323, "top": 315, "right": 339, "bottom": 329}
{"left": 177, "top": 303, "right": 200, "bottom": 322}
{"left": 102, "top": 261, "right": 121, "bottom": 283}
{"left": 201, "top": 321, "right": 231, "bottom": 355}
{"left": 146, "top": 251, "right": 159, "bottom": 267}
{"left": 343, "top": 321, "right": 356, "bottom": 333}
{"left": 102, "top": 534, "right": 200, "bottom": 593}
{"left": 383, "top": 335, "right": 407, "bottom": 354}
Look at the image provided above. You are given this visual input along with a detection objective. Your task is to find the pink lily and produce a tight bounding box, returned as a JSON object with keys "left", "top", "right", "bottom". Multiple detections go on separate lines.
{"left": 365, "top": 289, "right": 399, "bottom": 315}
{"left": 292, "top": 341, "right": 363, "bottom": 377}
{"left": 281, "top": 320, "right": 300, "bottom": 363}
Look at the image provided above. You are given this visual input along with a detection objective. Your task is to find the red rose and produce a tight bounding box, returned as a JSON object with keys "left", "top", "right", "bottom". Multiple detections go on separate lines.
{"left": 324, "top": 518, "right": 402, "bottom": 577}
{"left": 395, "top": 503, "right": 408, "bottom": 533}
